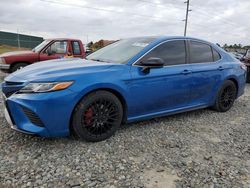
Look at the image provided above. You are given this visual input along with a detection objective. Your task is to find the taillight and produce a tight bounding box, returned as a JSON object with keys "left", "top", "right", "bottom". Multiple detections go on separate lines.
{"left": 240, "top": 63, "right": 247, "bottom": 71}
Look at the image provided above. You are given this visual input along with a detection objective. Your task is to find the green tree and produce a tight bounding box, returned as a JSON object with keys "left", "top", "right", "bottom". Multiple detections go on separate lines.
{"left": 87, "top": 41, "right": 93, "bottom": 49}
{"left": 223, "top": 43, "right": 228, "bottom": 48}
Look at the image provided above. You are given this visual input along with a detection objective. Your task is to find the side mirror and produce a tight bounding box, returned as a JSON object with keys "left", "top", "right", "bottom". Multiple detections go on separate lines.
{"left": 140, "top": 57, "right": 164, "bottom": 73}
{"left": 46, "top": 48, "right": 53, "bottom": 56}
{"left": 46, "top": 47, "right": 56, "bottom": 56}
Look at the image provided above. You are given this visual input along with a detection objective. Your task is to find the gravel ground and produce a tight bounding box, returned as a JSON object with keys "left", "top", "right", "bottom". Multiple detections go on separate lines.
{"left": 0, "top": 72, "right": 249, "bottom": 188}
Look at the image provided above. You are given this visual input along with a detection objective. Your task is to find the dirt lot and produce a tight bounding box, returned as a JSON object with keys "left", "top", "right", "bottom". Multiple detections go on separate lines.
{"left": 0, "top": 45, "right": 30, "bottom": 54}
{"left": 0, "top": 72, "right": 249, "bottom": 188}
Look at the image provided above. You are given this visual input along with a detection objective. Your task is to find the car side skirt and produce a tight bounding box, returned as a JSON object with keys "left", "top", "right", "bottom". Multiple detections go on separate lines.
{"left": 127, "top": 103, "right": 208, "bottom": 123}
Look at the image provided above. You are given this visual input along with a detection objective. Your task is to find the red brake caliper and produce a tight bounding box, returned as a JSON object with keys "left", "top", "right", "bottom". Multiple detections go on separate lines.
{"left": 84, "top": 107, "right": 93, "bottom": 126}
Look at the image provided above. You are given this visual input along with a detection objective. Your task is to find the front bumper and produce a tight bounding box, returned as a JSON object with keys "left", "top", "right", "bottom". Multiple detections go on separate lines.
{"left": 3, "top": 92, "right": 36, "bottom": 135}
{"left": 0, "top": 64, "right": 10, "bottom": 70}
{"left": 2, "top": 89, "right": 79, "bottom": 137}
{"left": 4, "top": 106, "right": 35, "bottom": 135}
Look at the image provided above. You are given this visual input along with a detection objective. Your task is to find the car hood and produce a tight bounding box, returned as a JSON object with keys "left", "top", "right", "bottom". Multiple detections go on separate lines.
{"left": 5, "top": 58, "right": 121, "bottom": 82}
{"left": 0, "top": 50, "right": 36, "bottom": 57}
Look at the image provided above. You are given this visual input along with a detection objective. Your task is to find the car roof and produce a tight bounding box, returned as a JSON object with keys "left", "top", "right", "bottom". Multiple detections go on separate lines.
{"left": 124, "top": 36, "right": 216, "bottom": 46}
{"left": 154, "top": 36, "right": 213, "bottom": 44}
{"left": 45, "top": 38, "right": 81, "bottom": 41}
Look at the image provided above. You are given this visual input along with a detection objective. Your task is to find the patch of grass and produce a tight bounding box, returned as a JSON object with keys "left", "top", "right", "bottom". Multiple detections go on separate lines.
{"left": 0, "top": 45, "right": 31, "bottom": 54}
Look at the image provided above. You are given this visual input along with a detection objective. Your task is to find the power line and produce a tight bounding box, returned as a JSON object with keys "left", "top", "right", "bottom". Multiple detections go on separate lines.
{"left": 187, "top": 22, "right": 243, "bottom": 38}
{"left": 190, "top": 8, "right": 250, "bottom": 33}
{"left": 40, "top": 0, "right": 249, "bottom": 38}
{"left": 137, "top": 0, "right": 182, "bottom": 8}
{"left": 40, "top": 0, "right": 173, "bottom": 21}
{"left": 136, "top": 0, "right": 250, "bottom": 33}
{"left": 136, "top": 0, "right": 186, "bottom": 16}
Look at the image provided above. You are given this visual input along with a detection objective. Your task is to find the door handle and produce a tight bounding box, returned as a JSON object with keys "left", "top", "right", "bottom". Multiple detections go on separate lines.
{"left": 181, "top": 69, "right": 192, "bottom": 75}
{"left": 218, "top": 66, "right": 224, "bottom": 71}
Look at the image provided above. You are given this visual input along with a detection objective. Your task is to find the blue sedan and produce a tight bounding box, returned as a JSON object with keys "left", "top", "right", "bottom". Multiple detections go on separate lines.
{"left": 1, "top": 36, "right": 247, "bottom": 142}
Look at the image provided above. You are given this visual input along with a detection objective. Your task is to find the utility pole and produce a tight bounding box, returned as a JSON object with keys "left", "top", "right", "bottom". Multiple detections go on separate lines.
{"left": 183, "top": 0, "right": 191, "bottom": 36}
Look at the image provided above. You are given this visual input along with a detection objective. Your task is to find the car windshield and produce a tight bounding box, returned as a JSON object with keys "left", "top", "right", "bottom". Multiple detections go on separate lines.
{"left": 86, "top": 37, "right": 156, "bottom": 64}
{"left": 32, "top": 40, "right": 50, "bottom": 52}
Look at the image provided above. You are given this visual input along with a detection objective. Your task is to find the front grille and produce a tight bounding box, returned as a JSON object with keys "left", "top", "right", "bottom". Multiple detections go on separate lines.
{"left": 5, "top": 81, "right": 23, "bottom": 86}
{"left": 21, "top": 106, "right": 44, "bottom": 127}
{"left": 5, "top": 91, "right": 16, "bottom": 98}
{"left": 2, "top": 81, "right": 24, "bottom": 97}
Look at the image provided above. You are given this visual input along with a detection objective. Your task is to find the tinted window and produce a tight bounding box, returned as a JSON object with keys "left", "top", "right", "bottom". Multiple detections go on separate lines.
{"left": 212, "top": 48, "right": 221, "bottom": 61}
{"left": 189, "top": 41, "right": 213, "bottom": 63}
{"left": 141, "top": 40, "right": 186, "bottom": 66}
{"left": 72, "top": 41, "right": 81, "bottom": 55}
{"left": 49, "top": 41, "right": 67, "bottom": 54}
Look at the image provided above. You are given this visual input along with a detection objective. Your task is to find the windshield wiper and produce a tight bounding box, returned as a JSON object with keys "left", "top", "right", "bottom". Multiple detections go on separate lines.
{"left": 88, "top": 58, "right": 106, "bottom": 62}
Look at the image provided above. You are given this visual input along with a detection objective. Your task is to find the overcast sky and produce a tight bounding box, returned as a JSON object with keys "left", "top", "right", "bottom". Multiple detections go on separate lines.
{"left": 0, "top": 0, "right": 250, "bottom": 45}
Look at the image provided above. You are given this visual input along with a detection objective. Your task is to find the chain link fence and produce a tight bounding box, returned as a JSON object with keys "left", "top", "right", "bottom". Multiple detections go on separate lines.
{"left": 0, "top": 31, "right": 44, "bottom": 48}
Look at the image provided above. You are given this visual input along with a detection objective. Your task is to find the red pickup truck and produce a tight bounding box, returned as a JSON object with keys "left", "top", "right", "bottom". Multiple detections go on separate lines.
{"left": 0, "top": 38, "right": 86, "bottom": 72}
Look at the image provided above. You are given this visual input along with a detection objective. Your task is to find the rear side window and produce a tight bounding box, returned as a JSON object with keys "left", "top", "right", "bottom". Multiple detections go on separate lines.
{"left": 141, "top": 40, "right": 186, "bottom": 66}
{"left": 189, "top": 41, "right": 213, "bottom": 63}
{"left": 212, "top": 48, "right": 221, "bottom": 61}
{"left": 72, "top": 41, "right": 81, "bottom": 55}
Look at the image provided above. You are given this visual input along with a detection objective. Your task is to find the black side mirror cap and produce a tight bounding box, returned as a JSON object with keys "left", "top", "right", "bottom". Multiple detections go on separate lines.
{"left": 140, "top": 57, "right": 164, "bottom": 73}
{"left": 141, "top": 57, "right": 164, "bottom": 67}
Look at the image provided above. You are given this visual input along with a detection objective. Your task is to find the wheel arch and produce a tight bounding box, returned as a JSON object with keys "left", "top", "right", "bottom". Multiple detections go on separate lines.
{"left": 226, "top": 77, "right": 239, "bottom": 96}
{"left": 10, "top": 61, "right": 30, "bottom": 71}
{"left": 69, "top": 87, "right": 128, "bottom": 134}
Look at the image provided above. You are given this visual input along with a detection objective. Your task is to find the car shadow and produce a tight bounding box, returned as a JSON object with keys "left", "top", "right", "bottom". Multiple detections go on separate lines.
{"left": 120, "top": 107, "right": 212, "bottom": 130}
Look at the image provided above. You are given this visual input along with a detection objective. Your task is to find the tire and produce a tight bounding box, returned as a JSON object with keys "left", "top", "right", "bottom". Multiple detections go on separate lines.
{"left": 71, "top": 90, "right": 123, "bottom": 142}
{"left": 10, "top": 63, "right": 28, "bottom": 72}
{"left": 212, "top": 80, "right": 237, "bottom": 112}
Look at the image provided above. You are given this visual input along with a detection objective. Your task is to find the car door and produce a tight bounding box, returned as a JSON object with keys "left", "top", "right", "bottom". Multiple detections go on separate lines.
{"left": 188, "top": 40, "right": 224, "bottom": 105}
{"left": 128, "top": 40, "right": 193, "bottom": 118}
{"left": 39, "top": 40, "right": 69, "bottom": 61}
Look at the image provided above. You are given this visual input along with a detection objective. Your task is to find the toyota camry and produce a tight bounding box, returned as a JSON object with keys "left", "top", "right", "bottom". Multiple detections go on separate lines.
{"left": 1, "top": 36, "right": 247, "bottom": 142}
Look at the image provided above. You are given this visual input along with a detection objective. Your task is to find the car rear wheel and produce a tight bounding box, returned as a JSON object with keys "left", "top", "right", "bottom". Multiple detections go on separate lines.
{"left": 71, "top": 90, "right": 123, "bottom": 142}
{"left": 213, "top": 80, "right": 237, "bottom": 112}
{"left": 11, "top": 63, "right": 28, "bottom": 72}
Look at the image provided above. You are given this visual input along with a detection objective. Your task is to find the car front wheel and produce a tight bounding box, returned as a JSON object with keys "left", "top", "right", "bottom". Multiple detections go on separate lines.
{"left": 11, "top": 63, "right": 28, "bottom": 72}
{"left": 213, "top": 80, "right": 237, "bottom": 112}
{"left": 71, "top": 90, "right": 123, "bottom": 142}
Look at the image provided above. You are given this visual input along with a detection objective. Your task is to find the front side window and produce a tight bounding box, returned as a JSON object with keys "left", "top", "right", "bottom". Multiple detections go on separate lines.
{"left": 189, "top": 41, "right": 213, "bottom": 63}
{"left": 140, "top": 40, "right": 186, "bottom": 66}
{"left": 72, "top": 41, "right": 81, "bottom": 55}
{"left": 49, "top": 41, "right": 68, "bottom": 54}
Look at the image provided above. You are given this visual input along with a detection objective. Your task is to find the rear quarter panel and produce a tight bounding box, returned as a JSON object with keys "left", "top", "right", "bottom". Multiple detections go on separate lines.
{"left": 217, "top": 50, "right": 246, "bottom": 99}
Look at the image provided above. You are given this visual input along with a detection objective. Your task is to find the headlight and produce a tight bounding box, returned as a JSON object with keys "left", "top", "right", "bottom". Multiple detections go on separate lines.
{"left": 18, "top": 81, "right": 74, "bottom": 93}
{"left": 0, "top": 57, "right": 6, "bottom": 64}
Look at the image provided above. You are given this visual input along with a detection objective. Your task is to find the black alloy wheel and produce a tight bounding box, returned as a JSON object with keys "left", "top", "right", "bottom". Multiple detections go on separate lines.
{"left": 71, "top": 90, "right": 123, "bottom": 142}
{"left": 213, "top": 80, "right": 237, "bottom": 112}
